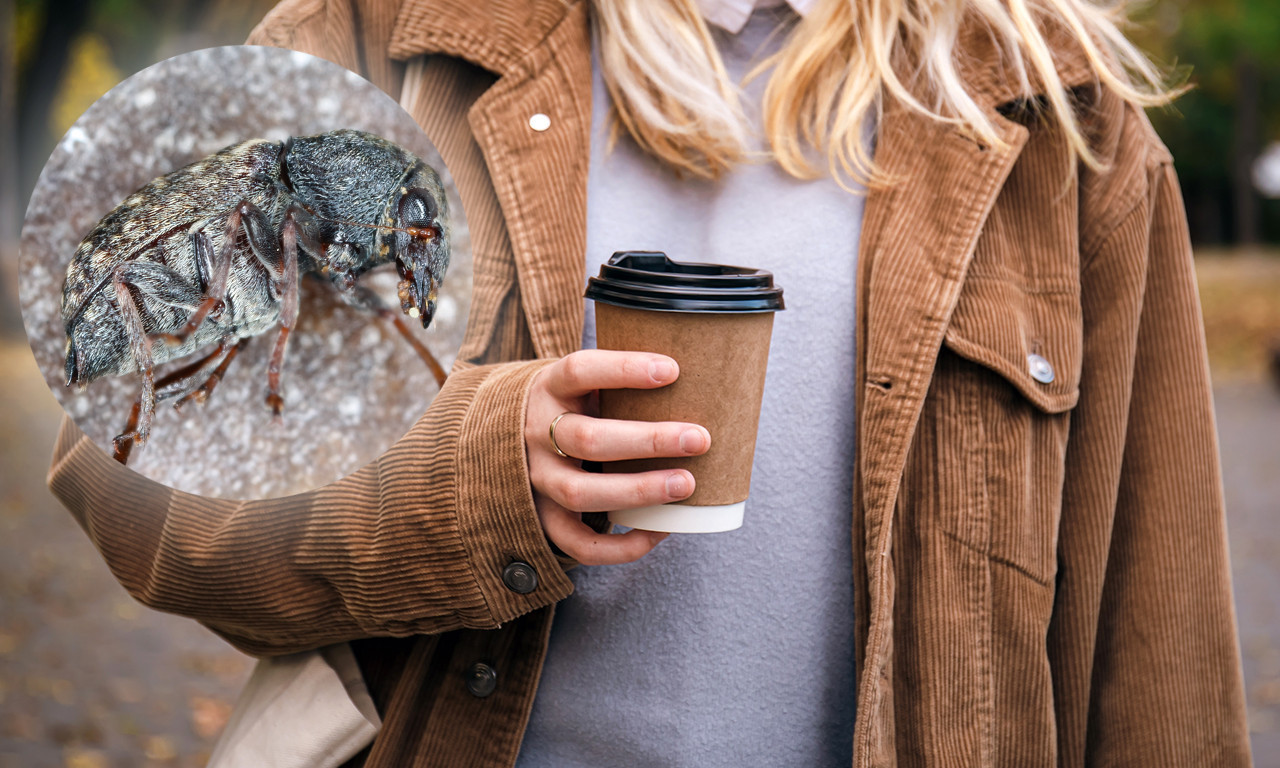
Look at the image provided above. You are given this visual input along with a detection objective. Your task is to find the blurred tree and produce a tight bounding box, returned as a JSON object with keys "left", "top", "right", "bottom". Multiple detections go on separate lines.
{"left": 1134, "top": 0, "right": 1280, "bottom": 245}
{"left": 15, "top": 0, "right": 91, "bottom": 214}
{"left": 3, "top": 0, "right": 23, "bottom": 336}
{"left": 14, "top": 0, "right": 277, "bottom": 215}
{"left": 50, "top": 32, "right": 121, "bottom": 134}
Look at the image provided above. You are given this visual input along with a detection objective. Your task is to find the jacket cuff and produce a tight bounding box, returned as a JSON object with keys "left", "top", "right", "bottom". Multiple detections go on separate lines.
{"left": 454, "top": 358, "right": 576, "bottom": 624}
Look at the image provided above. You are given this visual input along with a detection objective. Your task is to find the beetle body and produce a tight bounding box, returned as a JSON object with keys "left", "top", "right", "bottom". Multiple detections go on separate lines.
{"left": 64, "top": 139, "right": 284, "bottom": 382}
{"left": 60, "top": 129, "right": 451, "bottom": 460}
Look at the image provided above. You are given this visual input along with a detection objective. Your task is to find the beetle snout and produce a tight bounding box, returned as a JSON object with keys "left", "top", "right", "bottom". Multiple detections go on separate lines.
{"left": 395, "top": 254, "right": 439, "bottom": 328}
{"left": 414, "top": 269, "right": 437, "bottom": 328}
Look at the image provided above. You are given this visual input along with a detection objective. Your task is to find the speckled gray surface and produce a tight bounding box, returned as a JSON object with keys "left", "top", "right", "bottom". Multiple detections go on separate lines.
{"left": 19, "top": 46, "right": 472, "bottom": 500}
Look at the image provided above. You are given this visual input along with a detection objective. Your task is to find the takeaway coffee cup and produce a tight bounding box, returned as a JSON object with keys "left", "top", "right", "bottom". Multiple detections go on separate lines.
{"left": 585, "top": 251, "right": 784, "bottom": 533}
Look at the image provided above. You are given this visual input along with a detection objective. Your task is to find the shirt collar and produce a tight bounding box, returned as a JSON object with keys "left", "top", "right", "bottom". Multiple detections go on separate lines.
{"left": 695, "top": 0, "right": 816, "bottom": 34}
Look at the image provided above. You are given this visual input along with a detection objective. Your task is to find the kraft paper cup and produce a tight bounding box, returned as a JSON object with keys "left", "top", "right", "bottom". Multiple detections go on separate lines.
{"left": 586, "top": 251, "right": 784, "bottom": 533}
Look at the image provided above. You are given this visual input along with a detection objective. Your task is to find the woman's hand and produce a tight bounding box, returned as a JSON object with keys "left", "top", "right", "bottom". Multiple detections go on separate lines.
{"left": 524, "top": 350, "right": 711, "bottom": 566}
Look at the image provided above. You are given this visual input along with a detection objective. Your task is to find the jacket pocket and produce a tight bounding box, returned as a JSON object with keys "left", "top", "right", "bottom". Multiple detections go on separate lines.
{"left": 943, "top": 276, "right": 1081, "bottom": 413}
{"left": 927, "top": 275, "right": 1082, "bottom": 585}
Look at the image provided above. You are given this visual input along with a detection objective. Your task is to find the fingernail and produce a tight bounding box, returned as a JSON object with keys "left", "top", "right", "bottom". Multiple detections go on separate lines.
{"left": 666, "top": 472, "right": 690, "bottom": 498}
{"left": 649, "top": 359, "right": 675, "bottom": 382}
{"left": 679, "top": 427, "right": 708, "bottom": 454}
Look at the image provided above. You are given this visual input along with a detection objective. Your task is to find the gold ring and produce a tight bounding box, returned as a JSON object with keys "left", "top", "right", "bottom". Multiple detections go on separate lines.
{"left": 549, "top": 412, "right": 574, "bottom": 459}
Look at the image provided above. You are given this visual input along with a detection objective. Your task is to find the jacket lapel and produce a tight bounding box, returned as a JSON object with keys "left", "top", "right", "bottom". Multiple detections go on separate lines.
{"left": 851, "top": 98, "right": 1029, "bottom": 762}
{"left": 390, "top": 0, "right": 592, "bottom": 360}
{"left": 857, "top": 101, "right": 1030, "bottom": 546}
{"left": 464, "top": 10, "right": 592, "bottom": 359}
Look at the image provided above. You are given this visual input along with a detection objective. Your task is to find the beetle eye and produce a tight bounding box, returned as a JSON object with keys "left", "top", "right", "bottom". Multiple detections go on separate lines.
{"left": 398, "top": 188, "right": 437, "bottom": 230}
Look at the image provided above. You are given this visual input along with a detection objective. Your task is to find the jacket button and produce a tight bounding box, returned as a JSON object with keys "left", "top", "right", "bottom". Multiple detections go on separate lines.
{"left": 528, "top": 113, "right": 551, "bottom": 132}
{"left": 466, "top": 662, "right": 498, "bottom": 698}
{"left": 502, "top": 561, "right": 538, "bottom": 594}
{"left": 1027, "top": 353, "right": 1055, "bottom": 384}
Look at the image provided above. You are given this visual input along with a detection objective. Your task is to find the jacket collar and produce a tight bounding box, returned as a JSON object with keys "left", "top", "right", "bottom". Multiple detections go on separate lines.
{"left": 389, "top": 0, "right": 585, "bottom": 81}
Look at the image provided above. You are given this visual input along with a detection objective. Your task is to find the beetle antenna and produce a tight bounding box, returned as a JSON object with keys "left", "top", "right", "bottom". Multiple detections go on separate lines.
{"left": 301, "top": 205, "right": 438, "bottom": 240}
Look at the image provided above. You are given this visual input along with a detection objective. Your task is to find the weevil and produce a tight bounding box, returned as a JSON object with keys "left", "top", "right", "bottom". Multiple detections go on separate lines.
{"left": 60, "top": 129, "right": 451, "bottom": 464}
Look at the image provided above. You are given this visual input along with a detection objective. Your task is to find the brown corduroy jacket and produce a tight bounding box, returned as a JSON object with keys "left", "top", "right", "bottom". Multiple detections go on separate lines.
{"left": 48, "top": 0, "right": 1253, "bottom": 765}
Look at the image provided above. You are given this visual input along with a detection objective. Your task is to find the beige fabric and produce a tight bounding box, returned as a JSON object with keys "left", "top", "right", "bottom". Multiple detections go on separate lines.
{"left": 47, "top": 0, "right": 1252, "bottom": 766}
{"left": 206, "top": 643, "right": 380, "bottom": 768}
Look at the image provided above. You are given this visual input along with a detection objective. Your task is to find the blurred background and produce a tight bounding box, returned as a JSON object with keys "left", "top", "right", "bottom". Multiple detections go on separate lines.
{"left": 1, "top": 0, "right": 1277, "bottom": 766}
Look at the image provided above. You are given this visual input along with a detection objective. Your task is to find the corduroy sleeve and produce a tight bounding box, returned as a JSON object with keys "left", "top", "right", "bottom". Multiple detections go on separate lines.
{"left": 47, "top": 359, "right": 576, "bottom": 657}
{"left": 1071, "top": 124, "right": 1252, "bottom": 762}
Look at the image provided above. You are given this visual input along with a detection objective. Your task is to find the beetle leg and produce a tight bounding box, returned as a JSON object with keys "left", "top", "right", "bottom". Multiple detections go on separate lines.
{"left": 239, "top": 199, "right": 284, "bottom": 279}
{"left": 281, "top": 204, "right": 328, "bottom": 270}
{"left": 163, "top": 205, "right": 241, "bottom": 344}
{"left": 110, "top": 264, "right": 156, "bottom": 460}
{"left": 338, "top": 284, "right": 448, "bottom": 388}
{"left": 112, "top": 336, "right": 252, "bottom": 464}
{"left": 187, "top": 230, "right": 226, "bottom": 323}
{"left": 150, "top": 341, "right": 228, "bottom": 402}
{"left": 264, "top": 209, "right": 302, "bottom": 418}
{"left": 150, "top": 336, "right": 250, "bottom": 408}
{"left": 175, "top": 337, "right": 249, "bottom": 409}
{"left": 383, "top": 310, "right": 448, "bottom": 387}
{"left": 111, "top": 401, "right": 143, "bottom": 465}
{"left": 112, "top": 340, "right": 223, "bottom": 464}
{"left": 251, "top": 202, "right": 335, "bottom": 287}
{"left": 226, "top": 201, "right": 301, "bottom": 419}
{"left": 116, "top": 259, "right": 204, "bottom": 318}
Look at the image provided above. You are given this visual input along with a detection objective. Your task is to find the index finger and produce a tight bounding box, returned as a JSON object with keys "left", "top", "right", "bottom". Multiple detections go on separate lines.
{"left": 545, "top": 350, "right": 678, "bottom": 398}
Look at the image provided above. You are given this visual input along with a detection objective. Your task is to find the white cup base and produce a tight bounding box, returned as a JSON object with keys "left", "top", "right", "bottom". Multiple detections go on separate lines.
{"left": 609, "top": 501, "right": 745, "bottom": 534}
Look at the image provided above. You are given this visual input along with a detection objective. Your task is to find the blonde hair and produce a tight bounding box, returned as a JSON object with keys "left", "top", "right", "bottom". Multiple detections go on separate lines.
{"left": 590, "top": 0, "right": 1176, "bottom": 185}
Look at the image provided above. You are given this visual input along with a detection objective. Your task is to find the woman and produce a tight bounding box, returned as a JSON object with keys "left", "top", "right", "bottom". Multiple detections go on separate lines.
{"left": 51, "top": 0, "right": 1251, "bottom": 764}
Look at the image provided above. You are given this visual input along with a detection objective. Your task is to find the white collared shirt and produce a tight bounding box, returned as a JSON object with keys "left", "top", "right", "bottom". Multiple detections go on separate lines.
{"left": 696, "top": 0, "right": 815, "bottom": 33}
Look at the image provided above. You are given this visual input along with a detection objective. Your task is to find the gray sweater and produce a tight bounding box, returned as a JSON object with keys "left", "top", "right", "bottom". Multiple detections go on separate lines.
{"left": 519, "top": 8, "right": 869, "bottom": 765}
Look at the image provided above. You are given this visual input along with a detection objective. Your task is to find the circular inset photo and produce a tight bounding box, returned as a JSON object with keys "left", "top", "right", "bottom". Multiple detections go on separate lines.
{"left": 20, "top": 46, "right": 471, "bottom": 500}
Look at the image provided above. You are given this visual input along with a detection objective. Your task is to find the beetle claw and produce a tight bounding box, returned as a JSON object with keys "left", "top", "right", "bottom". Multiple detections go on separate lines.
{"left": 266, "top": 391, "right": 287, "bottom": 426}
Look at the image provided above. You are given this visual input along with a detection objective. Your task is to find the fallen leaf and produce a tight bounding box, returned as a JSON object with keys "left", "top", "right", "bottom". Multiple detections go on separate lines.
{"left": 189, "top": 696, "right": 233, "bottom": 740}
{"left": 62, "top": 747, "right": 108, "bottom": 768}
{"left": 144, "top": 735, "right": 176, "bottom": 761}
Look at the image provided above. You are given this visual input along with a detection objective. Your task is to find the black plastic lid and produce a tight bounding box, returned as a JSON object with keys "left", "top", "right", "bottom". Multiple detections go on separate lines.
{"left": 584, "top": 251, "right": 785, "bottom": 313}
